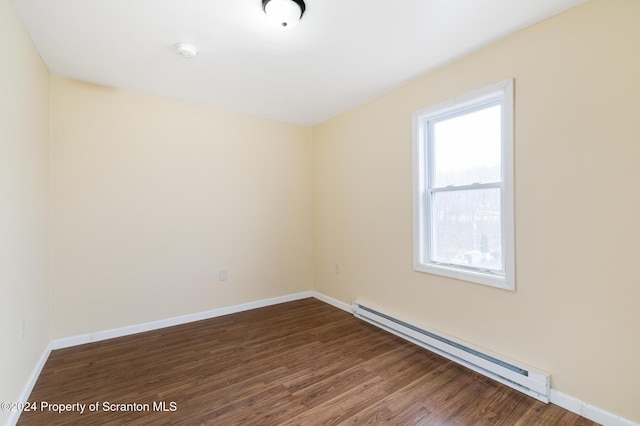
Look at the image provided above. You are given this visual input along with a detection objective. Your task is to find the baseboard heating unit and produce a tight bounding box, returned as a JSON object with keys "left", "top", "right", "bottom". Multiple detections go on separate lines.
{"left": 352, "top": 302, "right": 551, "bottom": 403}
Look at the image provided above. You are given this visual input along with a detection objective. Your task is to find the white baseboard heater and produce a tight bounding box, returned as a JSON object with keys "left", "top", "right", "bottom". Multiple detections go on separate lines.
{"left": 352, "top": 302, "right": 550, "bottom": 403}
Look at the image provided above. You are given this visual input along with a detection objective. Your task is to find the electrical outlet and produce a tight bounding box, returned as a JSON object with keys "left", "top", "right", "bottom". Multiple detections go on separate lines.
{"left": 219, "top": 270, "right": 228, "bottom": 281}
{"left": 334, "top": 263, "right": 341, "bottom": 274}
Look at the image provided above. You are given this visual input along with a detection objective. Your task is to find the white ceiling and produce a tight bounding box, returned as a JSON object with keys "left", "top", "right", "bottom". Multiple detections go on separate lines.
{"left": 12, "top": 0, "right": 587, "bottom": 126}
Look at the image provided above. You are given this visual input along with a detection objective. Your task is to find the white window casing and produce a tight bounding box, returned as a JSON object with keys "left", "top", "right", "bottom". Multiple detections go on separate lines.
{"left": 412, "top": 79, "right": 515, "bottom": 290}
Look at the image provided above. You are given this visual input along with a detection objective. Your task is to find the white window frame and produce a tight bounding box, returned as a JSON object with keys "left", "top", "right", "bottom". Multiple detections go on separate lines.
{"left": 412, "top": 79, "right": 515, "bottom": 290}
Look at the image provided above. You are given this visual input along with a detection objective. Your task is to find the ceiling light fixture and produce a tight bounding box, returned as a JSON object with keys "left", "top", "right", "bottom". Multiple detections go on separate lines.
{"left": 262, "top": 0, "right": 305, "bottom": 28}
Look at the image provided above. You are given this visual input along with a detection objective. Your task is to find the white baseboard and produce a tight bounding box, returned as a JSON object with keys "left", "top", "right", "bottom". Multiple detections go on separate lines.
{"left": 312, "top": 291, "right": 353, "bottom": 313}
{"left": 7, "top": 341, "right": 52, "bottom": 426}
{"left": 550, "top": 389, "right": 638, "bottom": 426}
{"left": 52, "top": 291, "right": 313, "bottom": 349}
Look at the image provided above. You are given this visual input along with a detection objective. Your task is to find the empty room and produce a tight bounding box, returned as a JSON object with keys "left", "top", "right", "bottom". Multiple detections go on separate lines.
{"left": 2, "top": 0, "right": 639, "bottom": 424}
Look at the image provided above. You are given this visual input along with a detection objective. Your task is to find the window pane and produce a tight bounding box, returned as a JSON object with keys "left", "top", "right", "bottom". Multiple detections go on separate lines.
{"left": 431, "top": 188, "right": 502, "bottom": 272}
{"left": 433, "top": 105, "right": 502, "bottom": 187}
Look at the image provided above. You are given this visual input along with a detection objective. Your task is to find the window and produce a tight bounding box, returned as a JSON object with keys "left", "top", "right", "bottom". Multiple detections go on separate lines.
{"left": 412, "top": 79, "right": 514, "bottom": 290}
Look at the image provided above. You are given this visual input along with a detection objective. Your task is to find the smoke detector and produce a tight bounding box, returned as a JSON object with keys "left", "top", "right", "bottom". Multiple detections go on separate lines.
{"left": 175, "top": 43, "right": 197, "bottom": 59}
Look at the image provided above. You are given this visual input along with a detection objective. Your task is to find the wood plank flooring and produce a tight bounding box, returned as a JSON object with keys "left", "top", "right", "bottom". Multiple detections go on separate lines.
{"left": 19, "top": 298, "right": 598, "bottom": 425}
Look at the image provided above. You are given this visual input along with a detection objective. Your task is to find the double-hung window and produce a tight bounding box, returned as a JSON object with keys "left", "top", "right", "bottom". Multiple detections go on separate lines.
{"left": 412, "top": 79, "right": 515, "bottom": 290}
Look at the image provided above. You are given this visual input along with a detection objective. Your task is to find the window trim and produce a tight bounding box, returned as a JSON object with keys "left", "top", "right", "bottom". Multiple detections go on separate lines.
{"left": 412, "top": 79, "right": 515, "bottom": 290}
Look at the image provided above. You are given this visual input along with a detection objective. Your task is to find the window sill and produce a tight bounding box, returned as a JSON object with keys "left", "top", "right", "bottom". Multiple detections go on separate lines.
{"left": 414, "top": 262, "right": 514, "bottom": 291}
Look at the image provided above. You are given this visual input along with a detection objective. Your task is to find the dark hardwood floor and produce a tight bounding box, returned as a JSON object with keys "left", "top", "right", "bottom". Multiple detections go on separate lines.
{"left": 19, "top": 298, "right": 598, "bottom": 425}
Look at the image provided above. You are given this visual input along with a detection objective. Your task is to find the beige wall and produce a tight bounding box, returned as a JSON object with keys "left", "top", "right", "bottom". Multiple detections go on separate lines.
{"left": 0, "top": 0, "right": 51, "bottom": 423}
{"left": 50, "top": 77, "right": 313, "bottom": 338}
{"left": 313, "top": 0, "right": 640, "bottom": 422}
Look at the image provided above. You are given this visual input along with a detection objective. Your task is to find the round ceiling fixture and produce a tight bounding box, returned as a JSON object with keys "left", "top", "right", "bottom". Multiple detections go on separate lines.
{"left": 175, "top": 43, "right": 198, "bottom": 59}
{"left": 262, "top": 0, "right": 305, "bottom": 28}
